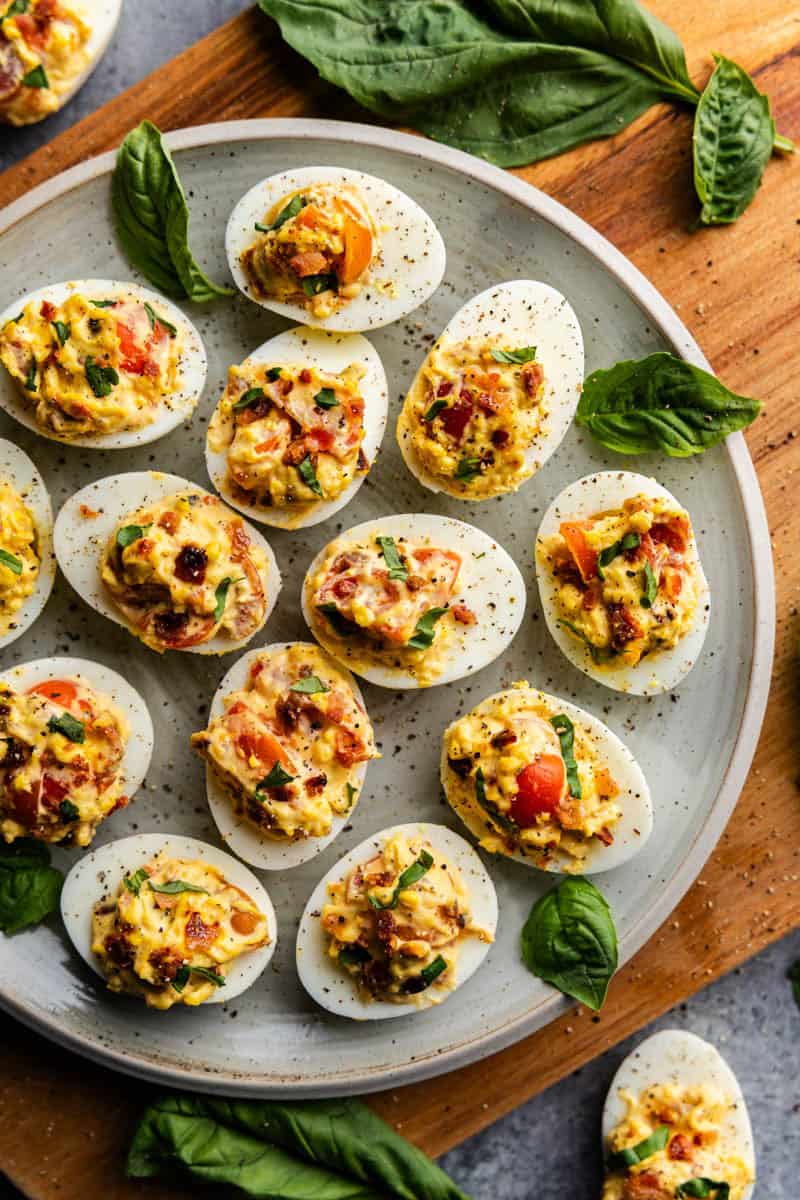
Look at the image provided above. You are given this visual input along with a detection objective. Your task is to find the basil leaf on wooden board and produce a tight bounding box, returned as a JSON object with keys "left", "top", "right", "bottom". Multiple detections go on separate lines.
{"left": 575, "top": 352, "right": 761, "bottom": 456}
{"left": 112, "top": 120, "right": 233, "bottom": 302}
{"left": 520, "top": 876, "right": 617, "bottom": 1010}
{"left": 126, "top": 1093, "right": 470, "bottom": 1200}
{"left": 0, "top": 839, "right": 63, "bottom": 935}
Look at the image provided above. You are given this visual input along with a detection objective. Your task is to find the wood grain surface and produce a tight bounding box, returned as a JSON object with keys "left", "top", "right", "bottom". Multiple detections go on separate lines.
{"left": 1, "top": 3, "right": 798, "bottom": 1197}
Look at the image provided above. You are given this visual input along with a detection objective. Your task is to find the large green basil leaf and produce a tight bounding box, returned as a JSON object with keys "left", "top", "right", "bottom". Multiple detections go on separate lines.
{"left": 575, "top": 351, "right": 761, "bottom": 457}
{"left": 112, "top": 120, "right": 232, "bottom": 302}
{"left": 520, "top": 876, "right": 617, "bottom": 1010}
{"left": 0, "top": 838, "right": 63, "bottom": 935}
{"left": 127, "top": 1094, "right": 470, "bottom": 1200}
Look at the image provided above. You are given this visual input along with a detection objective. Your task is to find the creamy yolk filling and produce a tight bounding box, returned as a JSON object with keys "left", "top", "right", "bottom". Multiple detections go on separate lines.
{"left": 241, "top": 183, "right": 378, "bottom": 319}
{"left": 101, "top": 490, "right": 269, "bottom": 653}
{"left": 0, "top": 293, "right": 182, "bottom": 438}
{"left": 398, "top": 337, "right": 546, "bottom": 499}
{"left": 539, "top": 495, "right": 699, "bottom": 667}
{"left": 0, "top": 677, "right": 128, "bottom": 846}
{"left": 444, "top": 683, "right": 622, "bottom": 867}
{"left": 603, "top": 1082, "right": 755, "bottom": 1200}
{"left": 322, "top": 832, "right": 492, "bottom": 1004}
{"left": 191, "top": 643, "right": 378, "bottom": 841}
{"left": 91, "top": 854, "right": 270, "bottom": 1010}
{"left": 0, "top": 478, "right": 40, "bottom": 634}
{"left": 0, "top": 0, "right": 90, "bottom": 126}
{"left": 208, "top": 359, "right": 367, "bottom": 517}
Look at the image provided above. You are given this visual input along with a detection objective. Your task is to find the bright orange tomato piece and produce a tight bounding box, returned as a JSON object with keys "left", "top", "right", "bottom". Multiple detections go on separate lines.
{"left": 340, "top": 214, "right": 373, "bottom": 284}
{"left": 28, "top": 679, "right": 78, "bottom": 705}
{"left": 560, "top": 520, "right": 598, "bottom": 582}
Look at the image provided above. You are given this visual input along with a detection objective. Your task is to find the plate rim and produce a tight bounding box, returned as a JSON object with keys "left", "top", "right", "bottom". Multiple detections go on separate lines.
{"left": 0, "top": 117, "right": 775, "bottom": 1097}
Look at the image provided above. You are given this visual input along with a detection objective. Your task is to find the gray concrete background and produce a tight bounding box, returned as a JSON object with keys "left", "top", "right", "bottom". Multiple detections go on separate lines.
{"left": 1, "top": 4, "right": 797, "bottom": 1196}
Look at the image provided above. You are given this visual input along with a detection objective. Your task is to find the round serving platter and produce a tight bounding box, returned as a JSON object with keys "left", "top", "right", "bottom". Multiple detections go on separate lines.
{"left": 0, "top": 119, "right": 773, "bottom": 1097}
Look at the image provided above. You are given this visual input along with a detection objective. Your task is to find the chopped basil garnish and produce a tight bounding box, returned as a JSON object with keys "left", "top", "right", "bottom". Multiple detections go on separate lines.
{"left": 314, "top": 387, "right": 338, "bottom": 409}
{"left": 257, "top": 762, "right": 295, "bottom": 789}
{"left": 90, "top": 299, "right": 116, "bottom": 308}
{"left": 143, "top": 301, "right": 177, "bottom": 337}
{"left": 116, "top": 523, "right": 151, "bottom": 549}
{"left": 475, "top": 766, "right": 518, "bottom": 833}
{"left": 172, "top": 963, "right": 225, "bottom": 992}
{"left": 148, "top": 879, "right": 209, "bottom": 895}
{"left": 290, "top": 675, "right": 329, "bottom": 695}
{"left": 368, "top": 848, "right": 434, "bottom": 910}
{"left": 51, "top": 320, "right": 70, "bottom": 347}
{"left": 124, "top": 867, "right": 148, "bottom": 896}
{"left": 9, "top": 312, "right": 23, "bottom": 324}
{"left": 58, "top": 799, "right": 80, "bottom": 822}
{"left": 641, "top": 559, "right": 659, "bottom": 607}
{"left": 316, "top": 602, "right": 353, "bottom": 636}
{"left": 0, "top": 549, "right": 23, "bottom": 575}
{"left": 4, "top": 0, "right": 29, "bottom": 17}
{"left": 606, "top": 1124, "right": 670, "bottom": 1170}
{"left": 255, "top": 194, "right": 308, "bottom": 233}
{"left": 454, "top": 456, "right": 481, "bottom": 482}
{"left": 84, "top": 356, "right": 119, "bottom": 398}
{"left": 345, "top": 782, "right": 357, "bottom": 807}
{"left": 232, "top": 386, "right": 266, "bottom": 411}
{"left": 21, "top": 64, "right": 48, "bottom": 88}
{"left": 676, "top": 1181, "right": 730, "bottom": 1199}
{"left": 419, "top": 954, "right": 447, "bottom": 986}
{"left": 213, "top": 576, "right": 243, "bottom": 622}
{"left": 301, "top": 273, "right": 338, "bottom": 297}
{"left": 558, "top": 619, "right": 617, "bottom": 664}
{"left": 23, "top": 358, "right": 36, "bottom": 391}
{"left": 266, "top": 367, "right": 283, "bottom": 382}
{"left": 47, "top": 712, "right": 85, "bottom": 743}
{"left": 338, "top": 943, "right": 370, "bottom": 967}
{"left": 297, "top": 454, "right": 324, "bottom": 497}
{"left": 550, "top": 713, "right": 581, "bottom": 799}
{"left": 490, "top": 346, "right": 537, "bottom": 364}
{"left": 189, "top": 965, "right": 226, "bottom": 987}
{"left": 597, "top": 531, "right": 640, "bottom": 579}
{"left": 423, "top": 397, "right": 448, "bottom": 422}
{"left": 171, "top": 965, "right": 190, "bottom": 992}
{"left": 407, "top": 606, "right": 448, "bottom": 650}
{"left": 376, "top": 535, "right": 408, "bottom": 582}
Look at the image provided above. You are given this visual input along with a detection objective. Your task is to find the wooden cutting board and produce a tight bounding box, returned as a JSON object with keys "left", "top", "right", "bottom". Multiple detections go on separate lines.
{"left": 1, "top": 4, "right": 798, "bottom": 1197}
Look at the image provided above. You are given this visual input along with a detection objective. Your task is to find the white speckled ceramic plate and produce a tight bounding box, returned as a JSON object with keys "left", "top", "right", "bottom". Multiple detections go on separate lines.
{"left": 0, "top": 120, "right": 773, "bottom": 1098}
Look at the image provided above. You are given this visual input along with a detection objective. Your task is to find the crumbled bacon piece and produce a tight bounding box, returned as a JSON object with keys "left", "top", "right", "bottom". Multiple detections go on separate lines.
{"left": 491, "top": 729, "right": 517, "bottom": 749}
{"left": 452, "top": 603, "right": 476, "bottom": 626}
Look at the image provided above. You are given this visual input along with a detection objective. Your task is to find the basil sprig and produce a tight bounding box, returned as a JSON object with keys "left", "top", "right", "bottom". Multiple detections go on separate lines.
{"left": 521, "top": 877, "right": 618, "bottom": 1011}
{"left": 376, "top": 535, "right": 408, "bottom": 582}
{"left": 606, "top": 1124, "right": 670, "bottom": 1169}
{"left": 52, "top": 320, "right": 70, "bottom": 347}
{"left": 0, "top": 549, "right": 23, "bottom": 575}
{"left": 266, "top": 367, "right": 282, "bottom": 381}
{"left": 143, "top": 301, "right": 177, "bottom": 337}
{"left": 232, "top": 387, "right": 266, "bottom": 411}
{"left": 21, "top": 64, "right": 48, "bottom": 88}
{"left": 368, "top": 849, "right": 434, "bottom": 911}
{"left": 314, "top": 387, "right": 338, "bottom": 409}
{"left": 550, "top": 714, "right": 581, "bottom": 799}
{"left": 58, "top": 799, "right": 80, "bottom": 822}
{"left": 290, "top": 675, "right": 330, "bottom": 695}
{"left": 301, "top": 273, "right": 338, "bottom": 297}
{"left": 124, "top": 867, "right": 149, "bottom": 896}
{"left": 641, "top": 559, "right": 659, "bottom": 607}
{"left": 676, "top": 1181, "right": 731, "bottom": 1199}
{"left": 0, "top": 838, "right": 63, "bottom": 936}
{"left": 257, "top": 762, "right": 295, "bottom": 789}
{"left": 297, "top": 455, "right": 324, "bottom": 497}
{"left": 255, "top": 194, "right": 308, "bottom": 233}
{"left": 345, "top": 782, "right": 357, "bottom": 807}
{"left": 407, "top": 606, "right": 448, "bottom": 650}
{"left": 172, "top": 963, "right": 225, "bottom": 993}
{"left": 317, "top": 602, "right": 354, "bottom": 637}
{"left": 491, "top": 346, "right": 537, "bottom": 364}
{"left": 47, "top": 712, "right": 85, "bottom": 743}
{"left": 597, "top": 531, "right": 640, "bottom": 578}
{"left": 148, "top": 879, "right": 208, "bottom": 896}
{"left": 116, "top": 523, "right": 151, "bottom": 549}
{"left": 423, "top": 397, "right": 448, "bottom": 422}
{"left": 85, "top": 356, "right": 119, "bottom": 398}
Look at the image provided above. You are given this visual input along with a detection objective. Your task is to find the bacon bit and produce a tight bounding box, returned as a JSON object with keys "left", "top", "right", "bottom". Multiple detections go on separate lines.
{"left": 608, "top": 602, "right": 642, "bottom": 649}
{"left": 491, "top": 729, "right": 517, "bottom": 749}
{"left": 135, "top": 538, "right": 154, "bottom": 556}
{"left": 231, "top": 908, "right": 261, "bottom": 936}
{"left": 595, "top": 827, "right": 614, "bottom": 846}
{"left": 111, "top": 794, "right": 130, "bottom": 813}
{"left": 158, "top": 510, "right": 179, "bottom": 534}
{"left": 436, "top": 380, "right": 454, "bottom": 398}
{"left": 447, "top": 756, "right": 472, "bottom": 778}
{"left": 185, "top": 911, "right": 220, "bottom": 950}
{"left": 668, "top": 1134, "right": 693, "bottom": 1162}
{"left": 332, "top": 577, "right": 358, "bottom": 599}
{"left": 79, "top": 504, "right": 100, "bottom": 519}
{"left": 289, "top": 250, "right": 330, "bottom": 278}
{"left": 521, "top": 361, "right": 544, "bottom": 397}
{"left": 104, "top": 932, "right": 134, "bottom": 967}
{"left": 357, "top": 447, "right": 369, "bottom": 472}
{"left": 476, "top": 392, "right": 501, "bottom": 414}
{"left": 452, "top": 603, "right": 476, "bottom": 626}
{"left": 305, "top": 773, "right": 328, "bottom": 795}
{"left": 39, "top": 300, "right": 56, "bottom": 320}
{"left": 491, "top": 428, "right": 510, "bottom": 448}
{"left": 621, "top": 1174, "right": 670, "bottom": 1200}
{"left": 665, "top": 569, "right": 683, "bottom": 599}
{"left": 335, "top": 728, "right": 368, "bottom": 767}
{"left": 148, "top": 947, "right": 184, "bottom": 984}
{"left": 651, "top": 517, "right": 689, "bottom": 554}
{"left": 441, "top": 396, "right": 473, "bottom": 443}
{"left": 374, "top": 909, "right": 396, "bottom": 948}
{"left": 283, "top": 441, "right": 312, "bottom": 466}
{"left": 298, "top": 368, "right": 312, "bottom": 384}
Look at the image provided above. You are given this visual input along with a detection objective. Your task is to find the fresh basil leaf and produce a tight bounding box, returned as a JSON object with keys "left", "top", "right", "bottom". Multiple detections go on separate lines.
{"left": 91, "top": 299, "right": 117, "bottom": 308}
{"left": 576, "top": 352, "right": 761, "bottom": 456}
{"left": 788, "top": 960, "right": 800, "bottom": 1010}
{"left": 317, "top": 601, "right": 354, "bottom": 637}
{"left": 23, "top": 357, "right": 36, "bottom": 391}
{"left": 189, "top": 965, "right": 226, "bottom": 987}
{"left": 407, "top": 606, "right": 448, "bottom": 650}
{"left": 558, "top": 619, "right": 617, "bottom": 664}
{"left": 0, "top": 839, "right": 62, "bottom": 936}
{"left": 338, "top": 943, "right": 370, "bottom": 966}
{"left": 258, "top": 762, "right": 295, "bottom": 789}
{"left": 301, "top": 272, "right": 338, "bottom": 297}
{"left": 491, "top": 345, "right": 537, "bottom": 364}
{"left": 58, "top": 799, "right": 80, "bottom": 822}
{"left": 21, "top": 64, "right": 48, "bottom": 88}
{"left": 143, "top": 301, "right": 177, "bottom": 337}
{"left": 368, "top": 848, "right": 434, "bottom": 910}
{"left": 297, "top": 454, "right": 324, "bottom": 497}
{"left": 232, "top": 386, "right": 266, "bottom": 411}
{"left": 521, "top": 876, "right": 618, "bottom": 1011}
{"left": 124, "top": 867, "right": 149, "bottom": 896}
{"left": 266, "top": 366, "right": 283, "bottom": 381}
{"left": 213, "top": 576, "right": 243, "bottom": 623}
{"left": 127, "top": 1093, "right": 469, "bottom": 1200}
{"left": 419, "top": 954, "right": 447, "bottom": 986}
{"left": 454, "top": 456, "right": 482, "bottom": 482}
{"left": 290, "top": 675, "right": 330, "bottom": 695}
{"left": 171, "top": 964, "right": 190, "bottom": 992}
{"left": 640, "top": 559, "right": 658, "bottom": 607}
{"left": 676, "top": 1180, "right": 730, "bottom": 1199}
{"left": 51, "top": 320, "right": 70, "bottom": 346}
{"left": 116, "top": 523, "right": 151, "bottom": 549}
{"left": 112, "top": 120, "right": 232, "bottom": 302}
{"left": 47, "top": 712, "right": 85, "bottom": 743}
{"left": 376, "top": 535, "right": 408, "bottom": 581}
{"left": 255, "top": 194, "right": 309, "bottom": 233}
{"left": 314, "top": 386, "right": 338, "bottom": 409}
{"left": 474, "top": 765, "right": 519, "bottom": 834}
{"left": 0, "top": 549, "right": 23, "bottom": 575}
{"left": 148, "top": 879, "right": 208, "bottom": 895}
{"left": 597, "top": 531, "right": 640, "bottom": 578}
{"left": 550, "top": 713, "right": 581, "bottom": 799}
{"left": 84, "top": 355, "right": 119, "bottom": 398}
{"left": 345, "top": 782, "right": 357, "bottom": 807}
{"left": 423, "top": 397, "right": 448, "bottom": 422}
{"left": 606, "top": 1124, "right": 670, "bottom": 1169}
{"left": 4, "top": 0, "right": 30, "bottom": 17}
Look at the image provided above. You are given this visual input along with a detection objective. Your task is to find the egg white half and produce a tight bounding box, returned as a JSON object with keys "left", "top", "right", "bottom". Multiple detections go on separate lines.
{"left": 225, "top": 166, "right": 446, "bottom": 332}
{"left": 536, "top": 471, "right": 711, "bottom": 694}
{"left": 296, "top": 821, "right": 498, "bottom": 1020}
{"left": 440, "top": 685, "right": 653, "bottom": 874}
{"left": 61, "top": 832, "right": 277, "bottom": 1005}
{"left": 61, "top": 0, "right": 122, "bottom": 110}
{"left": 203, "top": 642, "right": 374, "bottom": 870}
{"left": 602, "top": 1029, "right": 755, "bottom": 1200}
{"left": 301, "top": 512, "right": 526, "bottom": 689}
{"left": 205, "top": 327, "right": 389, "bottom": 529}
{"left": 53, "top": 471, "right": 282, "bottom": 655}
{"left": 0, "top": 280, "right": 207, "bottom": 448}
{"left": 0, "top": 437, "right": 55, "bottom": 649}
{"left": 398, "top": 280, "right": 584, "bottom": 498}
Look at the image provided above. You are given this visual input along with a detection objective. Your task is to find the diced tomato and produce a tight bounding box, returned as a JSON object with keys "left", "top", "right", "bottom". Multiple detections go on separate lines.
{"left": 340, "top": 213, "right": 373, "bottom": 283}
{"left": 304, "top": 427, "right": 335, "bottom": 453}
{"left": 651, "top": 516, "right": 689, "bottom": 554}
{"left": 237, "top": 728, "right": 292, "bottom": 772}
{"left": 116, "top": 321, "right": 153, "bottom": 376}
{"left": 441, "top": 397, "right": 473, "bottom": 443}
{"left": 28, "top": 679, "right": 77, "bottom": 705}
{"left": 521, "top": 361, "right": 544, "bottom": 396}
{"left": 560, "top": 521, "right": 597, "bottom": 582}
{"left": 665, "top": 568, "right": 683, "bottom": 599}
{"left": 15, "top": 0, "right": 55, "bottom": 49}
{"left": 511, "top": 755, "right": 566, "bottom": 825}
{"left": 8, "top": 787, "right": 39, "bottom": 826}
{"left": 39, "top": 300, "right": 56, "bottom": 320}
{"left": 436, "top": 380, "right": 454, "bottom": 398}
{"left": 452, "top": 603, "right": 476, "bottom": 626}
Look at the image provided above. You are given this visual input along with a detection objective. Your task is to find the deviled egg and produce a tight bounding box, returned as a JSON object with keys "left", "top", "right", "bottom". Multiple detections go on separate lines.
{"left": 301, "top": 513, "right": 525, "bottom": 688}
{"left": 602, "top": 1030, "right": 755, "bottom": 1200}
{"left": 441, "top": 683, "right": 652, "bottom": 874}
{"left": 62, "top": 833, "right": 276, "bottom": 1010}
{"left": 226, "top": 166, "right": 446, "bottom": 332}
{"left": 536, "top": 471, "right": 710, "bottom": 694}
{"left": 191, "top": 642, "right": 378, "bottom": 869}
{"left": 296, "top": 822, "right": 497, "bottom": 1019}
{"left": 205, "top": 326, "right": 388, "bottom": 529}
{"left": 0, "top": 656, "right": 153, "bottom": 846}
{"left": 54, "top": 472, "right": 281, "bottom": 654}
{"left": 397, "top": 281, "right": 583, "bottom": 500}
{"left": 0, "top": 0, "right": 121, "bottom": 126}
{"left": 0, "top": 280, "right": 206, "bottom": 447}
{"left": 0, "top": 438, "right": 55, "bottom": 648}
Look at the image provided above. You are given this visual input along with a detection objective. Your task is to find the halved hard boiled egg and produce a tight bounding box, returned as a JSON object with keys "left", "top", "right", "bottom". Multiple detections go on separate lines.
{"left": 192, "top": 642, "right": 378, "bottom": 870}
{"left": 441, "top": 683, "right": 652, "bottom": 874}
{"left": 296, "top": 822, "right": 497, "bottom": 1020}
{"left": 53, "top": 472, "right": 281, "bottom": 654}
{"left": 61, "top": 833, "right": 277, "bottom": 1009}
{"left": 0, "top": 280, "right": 206, "bottom": 447}
{"left": 0, "top": 438, "right": 55, "bottom": 649}
{"left": 397, "top": 280, "right": 583, "bottom": 500}
{"left": 0, "top": 656, "right": 153, "bottom": 846}
{"left": 0, "top": 0, "right": 122, "bottom": 126}
{"left": 536, "top": 471, "right": 710, "bottom": 694}
{"left": 205, "top": 326, "right": 388, "bottom": 530}
{"left": 301, "top": 513, "right": 526, "bottom": 688}
{"left": 602, "top": 1030, "right": 755, "bottom": 1200}
{"left": 226, "top": 166, "right": 446, "bottom": 332}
